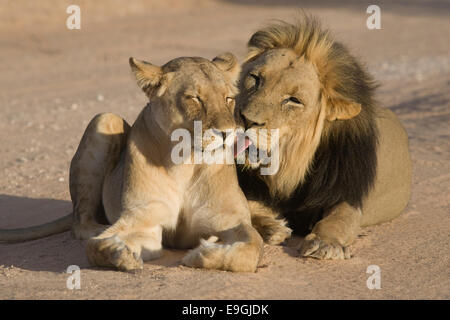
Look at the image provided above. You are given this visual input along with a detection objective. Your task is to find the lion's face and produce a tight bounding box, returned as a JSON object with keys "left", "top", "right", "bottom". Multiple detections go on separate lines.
{"left": 237, "top": 49, "right": 323, "bottom": 152}
{"left": 130, "top": 54, "right": 240, "bottom": 150}
{"left": 236, "top": 47, "right": 363, "bottom": 195}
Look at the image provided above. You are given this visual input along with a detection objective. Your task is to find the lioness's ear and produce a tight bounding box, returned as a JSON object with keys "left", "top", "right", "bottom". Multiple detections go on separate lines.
{"left": 326, "top": 96, "right": 361, "bottom": 121}
{"left": 129, "top": 57, "right": 163, "bottom": 94}
{"left": 212, "top": 52, "right": 240, "bottom": 84}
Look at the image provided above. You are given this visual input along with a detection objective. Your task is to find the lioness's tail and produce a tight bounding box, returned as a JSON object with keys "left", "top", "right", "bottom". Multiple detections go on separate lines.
{"left": 0, "top": 214, "right": 72, "bottom": 242}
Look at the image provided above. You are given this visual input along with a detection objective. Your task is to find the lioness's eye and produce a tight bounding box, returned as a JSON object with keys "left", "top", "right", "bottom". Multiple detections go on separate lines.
{"left": 186, "top": 95, "right": 201, "bottom": 104}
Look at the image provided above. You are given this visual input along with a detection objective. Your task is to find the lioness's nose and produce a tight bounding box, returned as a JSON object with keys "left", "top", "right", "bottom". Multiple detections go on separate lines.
{"left": 211, "top": 128, "right": 236, "bottom": 148}
{"left": 212, "top": 113, "right": 236, "bottom": 132}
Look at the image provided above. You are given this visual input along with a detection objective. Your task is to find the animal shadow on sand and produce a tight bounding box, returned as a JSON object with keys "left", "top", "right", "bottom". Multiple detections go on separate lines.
{"left": 0, "top": 194, "right": 185, "bottom": 272}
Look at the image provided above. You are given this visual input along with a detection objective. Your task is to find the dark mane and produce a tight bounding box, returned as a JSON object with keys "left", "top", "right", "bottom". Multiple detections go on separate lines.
{"left": 237, "top": 16, "right": 379, "bottom": 235}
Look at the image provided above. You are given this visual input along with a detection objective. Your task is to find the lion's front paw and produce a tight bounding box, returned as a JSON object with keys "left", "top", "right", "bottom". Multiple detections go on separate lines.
{"left": 252, "top": 217, "right": 292, "bottom": 245}
{"left": 263, "top": 220, "right": 292, "bottom": 246}
{"left": 298, "top": 233, "right": 351, "bottom": 260}
{"left": 86, "top": 235, "right": 143, "bottom": 271}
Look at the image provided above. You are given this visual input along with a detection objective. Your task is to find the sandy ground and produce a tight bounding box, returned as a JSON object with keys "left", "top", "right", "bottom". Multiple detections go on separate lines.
{"left": 0, "top": 0, "right": 449, "bottom": 299}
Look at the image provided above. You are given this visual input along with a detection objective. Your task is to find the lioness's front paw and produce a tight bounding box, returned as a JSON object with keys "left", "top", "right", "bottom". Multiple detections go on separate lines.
{"left": 86, "top": 235, "right": 143, "bottom": 271}
{"left": 298, "top": 233, "right": 351, "bottom": 260}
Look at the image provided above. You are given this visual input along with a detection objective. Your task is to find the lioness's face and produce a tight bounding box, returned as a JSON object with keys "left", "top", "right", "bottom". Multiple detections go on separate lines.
{"left": 236, "top": 48, "right": 322, "bottom": 151}
{"left": 130, "top": 54, "right": 240, "bottom": 149}
{"left": 159, "top": 58, "right": 238, "bottom": 135}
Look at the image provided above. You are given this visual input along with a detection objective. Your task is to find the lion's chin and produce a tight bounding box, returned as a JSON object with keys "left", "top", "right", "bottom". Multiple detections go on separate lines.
{"left": 248, "top": 159, "right": 261, "bottom": 169}
{"left": 240, "top": 148, "right": 262, "bottom": 170}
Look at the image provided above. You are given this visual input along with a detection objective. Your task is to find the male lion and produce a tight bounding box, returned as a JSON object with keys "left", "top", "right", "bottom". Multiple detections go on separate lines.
{"left": 1, "top": 53, "right": 263, "bottom": 272}
{"left": 235, "top": 16, "right": 412, "bottom": 259}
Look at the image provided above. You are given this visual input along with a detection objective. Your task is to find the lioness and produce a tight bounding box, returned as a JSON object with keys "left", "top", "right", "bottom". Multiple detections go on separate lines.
{"left": 236, "top": 16, "right": 412, "bottom": 259}
{"left": 1, "top": 53, "right": 263, "bottom": 272}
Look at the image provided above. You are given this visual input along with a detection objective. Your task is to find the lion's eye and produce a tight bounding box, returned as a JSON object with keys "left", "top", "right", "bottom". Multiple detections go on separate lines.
{"left": 245, "top": 72, "right": 260, "bottom": 91}
{"left": 250, "top": 73, "right": 260, "bottom": 86}
{"left": 283, "top": 97, "right": 304, "bottom": 106}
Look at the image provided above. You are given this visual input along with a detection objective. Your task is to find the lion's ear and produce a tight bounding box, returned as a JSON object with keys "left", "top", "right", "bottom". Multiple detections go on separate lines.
{"left": 212, "top": 52, "right": 241, "bottom": 84}
{"left": 326, "top": 96, "right": 361, "bottom": 121}
{"left": 129, "top": 57, "right": 163, "bottom": 94}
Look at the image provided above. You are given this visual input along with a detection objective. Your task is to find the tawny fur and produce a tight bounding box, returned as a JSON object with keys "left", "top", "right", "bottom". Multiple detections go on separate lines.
{"left": 0, "top": 53, "right": 263, "bottom": 273}
{"left": 236, "top": 15, "right": 412, "bottom": 260}
{"left": 80, "top": 53, "right": 263, "bottom": 272}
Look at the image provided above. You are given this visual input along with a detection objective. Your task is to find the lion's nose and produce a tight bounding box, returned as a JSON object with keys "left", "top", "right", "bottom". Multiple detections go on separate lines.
{"left": 240, "top": 110, "right": 265, "bottom": 129}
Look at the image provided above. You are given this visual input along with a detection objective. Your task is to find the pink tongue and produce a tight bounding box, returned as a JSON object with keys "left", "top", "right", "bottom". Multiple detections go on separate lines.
{"left": 234, "top": 134, "right": 252, "bottom": 158}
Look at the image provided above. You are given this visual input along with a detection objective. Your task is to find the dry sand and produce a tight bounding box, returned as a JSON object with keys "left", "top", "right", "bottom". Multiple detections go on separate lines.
{"left": 0, "top": 0, "right": 449, "bottom": 299}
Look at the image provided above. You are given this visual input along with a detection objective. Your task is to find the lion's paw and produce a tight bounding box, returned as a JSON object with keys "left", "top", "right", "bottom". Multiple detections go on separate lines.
{"left": 86, "top": 235, "right": 143, "bottom": 271}
{"left": 298, "top": 233, "right": 351, "bottom": 260}
{"left": 264, "top": 222, "right": 292, "bottom": 245}
{"left": 253, "top": 217, "right": 292, "bottom": 245}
